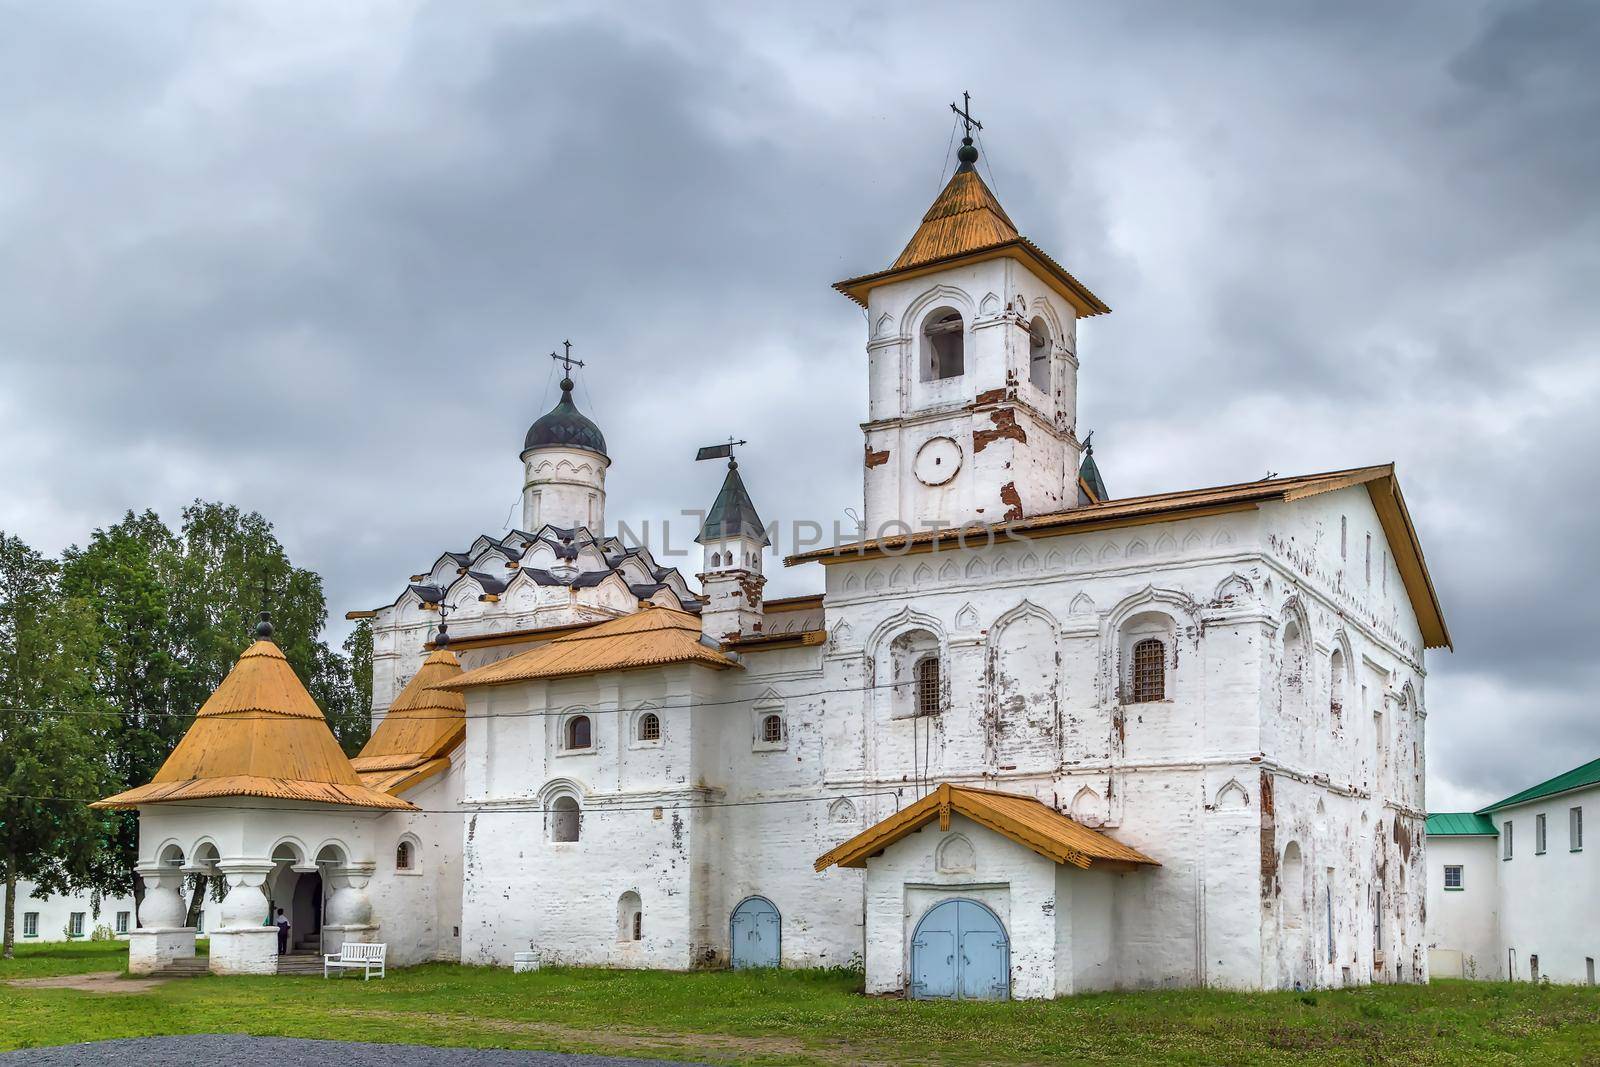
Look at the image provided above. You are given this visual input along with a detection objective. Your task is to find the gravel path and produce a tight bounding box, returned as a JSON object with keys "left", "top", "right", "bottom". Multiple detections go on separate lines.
{"left": 0, "top": 1036, "right": 693, "bottom": 1066}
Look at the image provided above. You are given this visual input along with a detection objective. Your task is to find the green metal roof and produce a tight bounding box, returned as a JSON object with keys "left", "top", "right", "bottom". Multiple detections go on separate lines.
{"left": 1078, "top": 448, "right": 1108, "bottom": 504}
{"left": 1425, "top": 812, "right": 1498, "bottom": 836}
{"left": 696, "top": 461, "right": 769, "bottom": 546}
{"left": 1479, "top": 755, "right": 1600, "bottom": 814}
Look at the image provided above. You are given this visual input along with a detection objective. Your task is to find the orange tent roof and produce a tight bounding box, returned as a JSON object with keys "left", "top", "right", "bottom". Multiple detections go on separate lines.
{"left": 442, "top": 605, "right": 739, "bottom": 690}
{"left": 816, "top": 783, "right": 1158, "bottom": 872}
{"left": 94, "top": 639, "right": 412, "bottom": 811}
{"left": 351, "top": 647, "right": 465, "bottom": 795}
{"left": 834, "top": 164, "right": 1109, "bottom": 317}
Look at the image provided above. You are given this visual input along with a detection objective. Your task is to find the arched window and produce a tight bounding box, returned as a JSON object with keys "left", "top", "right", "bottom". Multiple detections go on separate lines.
{"left": 1028, "top": 316, "right": 1051, "bottom": 392}
{"left": 1330, "top": 648, "right": 1346, "bottom": 721}
{"left": 566, "top": 714, "right": 592, "bottom": 750}
{"left": 638, "top": 712, "right": 661, "bottom": 742}
{"left": 915, "top": 655, "right": 940, "bottom": 716}
{"left": 711, "top": 551, "right": 722, "bottom": 567}
{"left": 550, "top": 795, "right": 581, "bottom": 842}
{"left": 921, "top": 309, "right": 964, "bottom": 380}
{"left": 617, "top": 891, "right": 642, "bottom": 942}
{"left": 760, "top": 714, "right": 783, "bottom": 743}
{"left": 395, "top": 839, "right": 414, "bottom": 870}
{"left": 1130, "top": 638, "right": 1165, "bottom": 703}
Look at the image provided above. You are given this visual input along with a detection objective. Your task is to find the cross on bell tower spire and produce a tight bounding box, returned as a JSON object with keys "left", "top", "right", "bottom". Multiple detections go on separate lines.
{"left": 551, "top": 340, "right": 584, "bottom": 386}
{"left": 950, "top": 91, "right": 982, "bottom": 170}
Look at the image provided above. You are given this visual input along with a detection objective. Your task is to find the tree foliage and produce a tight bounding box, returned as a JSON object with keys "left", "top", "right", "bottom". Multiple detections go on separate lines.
{"left": 0, "top": 533, "right": 116, "bottom": 958}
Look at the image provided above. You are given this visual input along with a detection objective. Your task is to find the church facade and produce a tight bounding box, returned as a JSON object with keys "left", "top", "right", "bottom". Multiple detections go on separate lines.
{"left": 99, "top": 126, "right": 1450, "bottom": 997}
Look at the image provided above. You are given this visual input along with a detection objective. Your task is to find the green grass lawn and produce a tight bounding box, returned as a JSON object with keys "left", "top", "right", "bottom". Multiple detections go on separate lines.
{"left": 3, "top": 942, "right": 1598, "bottom": 1065}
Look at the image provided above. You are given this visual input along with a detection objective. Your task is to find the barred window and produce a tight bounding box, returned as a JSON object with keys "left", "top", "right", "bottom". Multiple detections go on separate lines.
{"left": 761, "top": 714, "right": 784, "bottom": 744}
{"left": 396, "top": 840, "right": 414, "bottom": 870}
{"left": 638, "top": 712, "right": 661, "bottom": 742}
{"left": 1130, "top": 638, "right": 1165, "bottom": 703}
{"left": 915, "top": 656, "right": 940, "bottom": 716}
{"left": 1443, "top": 864, "right": 1463, "bottom": 889}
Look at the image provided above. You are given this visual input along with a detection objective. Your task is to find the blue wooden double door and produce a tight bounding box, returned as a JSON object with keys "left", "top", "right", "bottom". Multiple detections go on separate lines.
{"left": 911, "top": 898, "right": 1010, "bottom": 1000}
{"left": 730, "top": 896, "right": 781, "bottom": 968}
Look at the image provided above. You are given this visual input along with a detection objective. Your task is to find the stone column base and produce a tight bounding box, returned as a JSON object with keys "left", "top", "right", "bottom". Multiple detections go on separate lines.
{"left": 208, "top": 927, "right": 279, "bottom": 975}
{"left": 321, "top": 923, "right": 379, "bottom": 958}
{"left": 127, "top": 928, "right": 196, "bottom": 974}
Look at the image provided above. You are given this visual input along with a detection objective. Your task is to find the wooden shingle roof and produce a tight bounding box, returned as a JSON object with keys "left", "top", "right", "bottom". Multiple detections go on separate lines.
{"left": 442, "top": 605, "right": 738, "bottom": 689}
{"left": 815, "top": 783, "right": 1158, "bottom": 872}
{"left": 94, "top": 639, "right": 412, "bottom": 811}
{"left": 350, "top": 646, "right": 466, "bottom": 795}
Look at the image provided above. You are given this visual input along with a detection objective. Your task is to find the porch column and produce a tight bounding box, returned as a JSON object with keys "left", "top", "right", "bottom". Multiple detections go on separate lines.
{"left": 208, "top": 858, "right": 278, "bottom": 975}
{"left": 321, "top": 862, "right": 379, "bottom": 956}
{"left": 126, "top": 862, "right": 194, "bottom": 975}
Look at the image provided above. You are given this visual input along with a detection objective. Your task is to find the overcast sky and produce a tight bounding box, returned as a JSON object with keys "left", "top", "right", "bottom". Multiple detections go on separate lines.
{"left": 2, "top": 1, "right": 1595, "bottom": 811}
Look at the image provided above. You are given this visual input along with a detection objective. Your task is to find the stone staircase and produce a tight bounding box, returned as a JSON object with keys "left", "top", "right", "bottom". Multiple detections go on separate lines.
{"left": 150, "top": 956, "right": 210, "bottom": 978}
{"left": 275, "top": 952, "right": 325, "bottom": 976}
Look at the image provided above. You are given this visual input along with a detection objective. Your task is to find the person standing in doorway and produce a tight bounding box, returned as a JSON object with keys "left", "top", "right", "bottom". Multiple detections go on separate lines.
{"left": 275, "top": 908, "right": 291, "bottom": 955}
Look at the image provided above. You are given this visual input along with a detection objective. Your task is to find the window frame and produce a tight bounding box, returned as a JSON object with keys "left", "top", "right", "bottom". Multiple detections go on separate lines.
{"left": 1536, "top": 813, "right": 1547, "bottom": 855}
{"left": 561, "top": 712, "right": 594, "bottom": 754}
{"left": 1129, "top": 636, "right": 1167, "bottom": 704}
{"left": 920, "top": 308, "right": 966, "bottom": 381}
{"left": 637, "top": 711, "right": 662, "bottom": 744}
{"left": 22, "top": 912, "right": 38, "bottom": 938}
{"left": 752, "top": 703, "right": 788, "bottom": 752}
{"left": 115, "top": 911, "right": 130, "bottom": 933}
{"left": 68, "top": 912, "right": 85, "bottom": 938}
{"left": 1572, "top": 806, "right": 1584, "bottom": 852}
{"left": 1502, "top": 821, "right": 1514, "bottom": 860}
{"left": 1443, "top": 864, "right": 1463, "bottom": 891}
{"left": 914, "top": 654, "right": 941, "bottom": 717}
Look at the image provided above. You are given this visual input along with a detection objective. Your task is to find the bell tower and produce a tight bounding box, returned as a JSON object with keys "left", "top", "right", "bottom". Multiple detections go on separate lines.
{"left": 835, "top": 97, "right": 1110, "bottom": 534}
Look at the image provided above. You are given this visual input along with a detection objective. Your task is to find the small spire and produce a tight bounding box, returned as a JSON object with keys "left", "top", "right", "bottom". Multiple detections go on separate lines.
{"left": 255, "top": 610, "right": 275, "bottom": 641}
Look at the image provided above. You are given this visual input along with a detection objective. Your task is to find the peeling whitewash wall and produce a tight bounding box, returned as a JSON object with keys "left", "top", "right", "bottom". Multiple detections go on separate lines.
{"left": 434, "top": 480, "right": 1428, "bottom": 990}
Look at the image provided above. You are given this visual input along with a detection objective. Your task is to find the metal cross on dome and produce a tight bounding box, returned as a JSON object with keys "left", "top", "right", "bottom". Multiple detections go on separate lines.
{"left": 950, "top": 91, "right": 982, "bottom": 137}
{"left": 551, "top": 340, "right": 584, "bottom": 377}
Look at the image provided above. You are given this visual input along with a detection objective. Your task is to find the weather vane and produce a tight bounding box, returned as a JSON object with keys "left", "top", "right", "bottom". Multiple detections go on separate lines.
{"left": 696, "top": 436, "right": 748, "bottom": 467}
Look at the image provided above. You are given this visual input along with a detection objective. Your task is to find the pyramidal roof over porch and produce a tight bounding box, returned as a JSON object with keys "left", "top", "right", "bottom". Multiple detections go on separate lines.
{"left": 95, "top": 616, "right": 412, "bottom": 811}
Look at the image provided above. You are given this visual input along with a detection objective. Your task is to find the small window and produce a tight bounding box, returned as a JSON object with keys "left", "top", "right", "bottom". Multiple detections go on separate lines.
{"left": 632, "top": 912, "right": 643, "bottom": 941}
{"left": 566, "top": 714, "right": 592, "bottom": 751}
{"left": 195, "top": 912, "right": 205, "bottom": 934}
{"left": 1028, "top": 317, "right": 1051, "bottom": 393}
{"left": 115, "top": 911, "right": 130, "bottom": 933}
{"left": 396, "top": 840, "right": 415, "bottom": 870}
{"left": 1572, "top": 807, "right": 1584, "bottom": 851}
{"left": 915, "top": 656, "right": 940, "bottom": 716}
{"left": 638, "top": 712, "right": 661, "bottom": 742}
{"left": 22, "top": 912, "right": 38, "bottom": 938}
{"left": 922, "top": 309, "right": 964, "bottom": 380}
{"left": 1130, "top": 638, "right": 1165, "bottom": 703}
{"left": 1365, "top": 533, "right": 1372, "bottom": 585}
{"left": 1443, "top": 865, "right": 1463, "bottom": 890}
{"left": 69, "top": 912, "right": 85, "bottom": 938}
{"left": 1536, "top": 813, "right": 1547, "bottom": 855}
{"left": 550, "top": 795, "right": 581, "bottom": 843}
{"left": 1340, "top": 515, "right": 1347, "bottom": 559}
{"left": 761, "top": 714, "right": 783, "bottom": 744}
{"left": 1530, "top": 954, "right": 1540, "bottom": 981}
{"left": 617, "top": 891, "right": 642, "bottom": 942}
{"left": 1503, "top": 821, "right": 1514, "bottom": 859}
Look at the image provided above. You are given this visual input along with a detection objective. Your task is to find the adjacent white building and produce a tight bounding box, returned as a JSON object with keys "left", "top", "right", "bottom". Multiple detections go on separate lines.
{"left": 1426, "top": 758, "right": 1598, "bottom": 984}
{"left": 97, "top": 123, "right": 1453, "bottom": 997}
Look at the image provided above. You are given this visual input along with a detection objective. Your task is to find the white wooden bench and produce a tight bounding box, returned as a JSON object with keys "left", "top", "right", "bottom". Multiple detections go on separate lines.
{"left": 323, "top": 942, "right": 386, "bottom": 979}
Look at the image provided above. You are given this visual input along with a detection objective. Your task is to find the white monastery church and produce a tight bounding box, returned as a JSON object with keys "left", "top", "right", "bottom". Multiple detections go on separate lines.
{"left": 95, "top": 118, "right": 1453, "bottom": 998}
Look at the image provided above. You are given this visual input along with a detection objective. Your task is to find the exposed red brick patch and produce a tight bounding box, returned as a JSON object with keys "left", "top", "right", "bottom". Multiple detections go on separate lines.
{"left": 1259, "top": 769, "right": 1277, "bottom": 898}
{"left": 973, "top": 408, "right": 1027, "bottom": 453}
{"left": 864, "top": 444, "right": 890, "bottom": 468}
{"left": 999, "top": 482, "right": 1023, "bottom": 521}
{"left": 975, "top": 387, "right": 1007, "bottom": 406}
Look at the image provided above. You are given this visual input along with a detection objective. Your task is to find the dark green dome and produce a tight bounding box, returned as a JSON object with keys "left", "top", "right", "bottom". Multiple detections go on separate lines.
{"left": 523, "top": 378, "right": 607, "bottom": 458}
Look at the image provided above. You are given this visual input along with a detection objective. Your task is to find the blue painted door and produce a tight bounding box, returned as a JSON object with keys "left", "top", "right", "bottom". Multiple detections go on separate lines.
{"left": 730, "top": 896, "right": 781, "bottom": 968}
{"left": 911, "top": 899, "right": 1009, "bottom": 1000}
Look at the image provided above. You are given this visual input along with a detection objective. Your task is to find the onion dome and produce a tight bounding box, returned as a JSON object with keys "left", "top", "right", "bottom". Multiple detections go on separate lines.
{"left": 523, "top": 378, "right": 607, "bottom": 458}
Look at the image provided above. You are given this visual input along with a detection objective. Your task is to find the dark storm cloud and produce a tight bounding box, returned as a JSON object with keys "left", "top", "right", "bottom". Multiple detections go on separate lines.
{"left": 1, "top": 1, "right": 1595, "bottom": 809}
